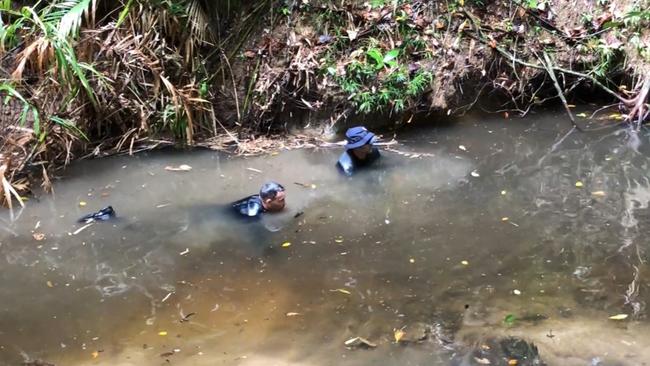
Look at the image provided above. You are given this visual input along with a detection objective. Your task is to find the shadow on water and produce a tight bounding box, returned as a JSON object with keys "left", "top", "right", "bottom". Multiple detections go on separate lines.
{"left": 2, "top": 112, "right": 650, "bottom": 365}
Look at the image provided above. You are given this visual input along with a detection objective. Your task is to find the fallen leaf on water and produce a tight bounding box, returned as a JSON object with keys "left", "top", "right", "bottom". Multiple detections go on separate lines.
{"left": 394, "top": 329, "right": 405, "bottom": 342}
{"left": 609, "top": 314, "right": 628, "bottom": 320}
{"left": 281, "top": 242, "right": 291, "bottom": 248}
{"left": 330, "top": 288, "right": 351, "bottom": 295}
{"left": 165, "top": 164, "right": 192, "bottom": 172}
{"left": 461, "top": 260, "right": 469, "bottom": 266}
{"left": 504, "top": 314, "right": 517, "bottom": 326}
{"left": 79, "top": 201, "right": 87, "bottom": 207}
{"left": 608, "top": 113, "right": 624, "bottom": 120}
{"left": 591, "top": 191, "right": 606, "bottom": 197}
{"left": 33, "top": 233, "right": 45, "bottom": 241}
{"left": 474, "top": 357, "right": 491, "bottom": 364}
{"left": 575, "top": 181, "right": 584, "bottom": 187}
{"left": 46, "top": 281, "right": 54, "bottom": 288}
{"left": 508, "top": 360, "right": 518, "bottom": 365}
{"left": 344, "top": 337, "right": 377, "bottom": 348}
{"left": 91, "top": 351, "right": 100, "bottom": 359}
{"left": 158, "top": 331, "right": 168, "bottom": 336}
{"left": 286, "top": 312, "right": 301, "bottom": 317}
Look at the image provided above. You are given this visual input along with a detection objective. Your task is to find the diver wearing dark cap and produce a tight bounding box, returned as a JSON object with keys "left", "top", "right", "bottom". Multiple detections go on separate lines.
{"left": 336, "top": 126, "right": 381, "bottom": 176}
{"left": 232, "top": 181, "right": 286, "bottom": 217}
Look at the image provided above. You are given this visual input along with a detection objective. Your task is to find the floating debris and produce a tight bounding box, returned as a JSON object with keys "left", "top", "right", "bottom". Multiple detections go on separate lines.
{"left": 329, "top": 288, "right": 351, "bottom": 295}
{"left": 344, "top": 337, "right": 376, "bottom": 349}
{"left": 164, "top": 164, "right": 192, "bottom": 172}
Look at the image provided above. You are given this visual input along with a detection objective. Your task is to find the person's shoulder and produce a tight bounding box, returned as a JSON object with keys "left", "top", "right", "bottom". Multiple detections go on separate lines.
{"left": 232, "top": 195, "right": 263, "bottom": 217}
{"left": 336, "top": 151, "right": 355, "bottom": 176}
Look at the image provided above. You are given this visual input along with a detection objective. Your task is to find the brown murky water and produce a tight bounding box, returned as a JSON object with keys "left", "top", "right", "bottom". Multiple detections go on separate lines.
{"left": 2, "top": 112, "right": 650, "bottom": 366}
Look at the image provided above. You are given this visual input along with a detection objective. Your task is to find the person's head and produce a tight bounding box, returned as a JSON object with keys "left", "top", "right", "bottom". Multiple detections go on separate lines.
{"left": 345, "top": 126, "right": 376, "bottom": 160}
{"left": 260, "top": 181, "right": 286, "bottom": 212}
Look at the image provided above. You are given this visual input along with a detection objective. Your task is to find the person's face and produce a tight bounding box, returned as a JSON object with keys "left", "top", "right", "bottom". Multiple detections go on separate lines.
{"left": 352, "top": 143, "right": 372, "bottom": 159}
{"left": 264, "top": 190, "right": 286, "bottom": 212}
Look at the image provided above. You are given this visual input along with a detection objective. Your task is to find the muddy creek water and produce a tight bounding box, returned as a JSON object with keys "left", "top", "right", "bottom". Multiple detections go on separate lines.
{"left": 2, "top": 112, "right": 650, "bottom": 366}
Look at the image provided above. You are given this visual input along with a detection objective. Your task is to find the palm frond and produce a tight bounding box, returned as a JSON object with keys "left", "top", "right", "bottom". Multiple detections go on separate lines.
{"left": 56, "top": 0, "right": 92, "bottom": 39}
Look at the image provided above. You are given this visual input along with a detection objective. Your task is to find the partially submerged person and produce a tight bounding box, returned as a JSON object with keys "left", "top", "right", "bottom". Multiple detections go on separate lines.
{"left": 336, "top": 126, "right": 381, "bottom": 176}
{"left": 232, "top": 181, "right": 286, "bottom": 218}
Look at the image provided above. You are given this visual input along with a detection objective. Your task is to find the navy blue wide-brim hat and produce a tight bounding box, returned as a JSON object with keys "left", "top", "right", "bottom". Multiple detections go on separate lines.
{"left": 345, "top": 126, "right": 376, "bottom": 150}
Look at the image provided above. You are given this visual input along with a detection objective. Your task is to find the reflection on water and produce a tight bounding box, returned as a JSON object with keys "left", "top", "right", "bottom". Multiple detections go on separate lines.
{"left": 2, "top": 112, "right": 650, "bottom": 366}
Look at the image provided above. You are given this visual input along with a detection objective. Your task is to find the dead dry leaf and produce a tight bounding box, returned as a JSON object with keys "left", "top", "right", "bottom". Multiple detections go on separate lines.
{"left": 394, "top": 329, "right": 405, "bottom": 342}
{"left": 165, "top": 164, "right": 192, "bottom": 172}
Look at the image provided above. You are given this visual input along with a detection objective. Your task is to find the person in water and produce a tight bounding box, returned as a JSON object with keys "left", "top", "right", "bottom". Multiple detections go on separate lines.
{"left": 232, "top": 181, "right": 286, "bottom": 217}
{"left": 336, "top": 126, "right": 381, "bottom": 176}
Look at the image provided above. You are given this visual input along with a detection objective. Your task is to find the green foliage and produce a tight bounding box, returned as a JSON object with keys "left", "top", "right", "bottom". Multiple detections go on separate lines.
{"left": 160, "top": 104, "right": 188, "bottom": 141}
{"left": 0, "top": 83, "right": 41, "bottom": 137}
{"left": 333, "top": 45, "right": 432, "bottom": 115}
{"left": 504, "top": 314, "right": 517, "bottom": 326}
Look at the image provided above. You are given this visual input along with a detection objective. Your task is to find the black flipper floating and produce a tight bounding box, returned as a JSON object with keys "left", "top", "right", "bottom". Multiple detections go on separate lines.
{"left": 78, "top": 206, "right": 116, "bottom": 223}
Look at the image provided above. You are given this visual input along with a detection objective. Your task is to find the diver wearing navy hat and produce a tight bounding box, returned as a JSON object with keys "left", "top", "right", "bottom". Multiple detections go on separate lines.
{"left": 232, "top": 181, "right": 286, "bottom": 217}
{"left": 336, "top": 126, "right": 381, "bottom": 176}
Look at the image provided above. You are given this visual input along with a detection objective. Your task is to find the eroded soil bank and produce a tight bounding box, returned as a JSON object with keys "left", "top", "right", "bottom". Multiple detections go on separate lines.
{"left": 1, "top": 0, "right": 649, "bottom": 200}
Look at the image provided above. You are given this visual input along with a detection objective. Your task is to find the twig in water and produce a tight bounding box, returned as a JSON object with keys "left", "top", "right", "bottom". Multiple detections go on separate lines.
{"left": 541, "top": 52, "right": 582, "bottom": 132}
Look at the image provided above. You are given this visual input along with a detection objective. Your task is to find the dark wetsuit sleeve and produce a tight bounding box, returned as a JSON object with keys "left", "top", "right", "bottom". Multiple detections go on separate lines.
{"left": 232, "top": 195, "right": 264, "bottom": 217}
{"left": 336, "top": 151, "right": 355, "bottom": 176}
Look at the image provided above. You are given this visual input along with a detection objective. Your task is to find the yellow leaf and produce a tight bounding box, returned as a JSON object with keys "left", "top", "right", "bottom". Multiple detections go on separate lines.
{"left": 330, "top": 288, "right": 351, "bottom": 295}
{"left": 609, "top": 314, "right": 628, "bottom": 320}
{"left": 508, "top": 360, "right": 518, "bottom": 365}
{"left": 281, "top": 242, "right": 291, "bottom": 248}
{"left": 158, "top": 331, "right": 168, "bottom": 336}
{"left": 458, "top": 0, "right": 464, "bottom": 5}
{"left": 46, "top": 281, "right": 54, "bottom": 288}
{"left": 394, "top": 329, "right": 405, "bottom": 342}
{"left": 575, "top": 181, "right": 583, "bottom": 188}
{"left": 91, "top": 351, "right": 100, "bottom": 359}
